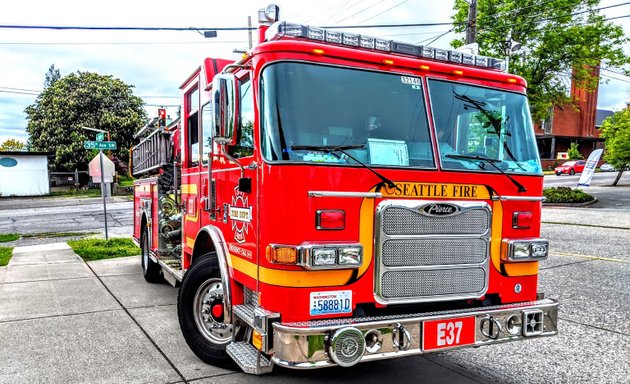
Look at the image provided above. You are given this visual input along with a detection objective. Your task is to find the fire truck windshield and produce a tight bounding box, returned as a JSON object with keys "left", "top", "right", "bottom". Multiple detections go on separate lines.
{"left": 428, "top": 79, "right": 542, "bottom": 175}
{"left": 260, "top": 62, "right": 541, "bottom": 175}
{"left": 260, "top": 62, "right": 435, "bottom": 168}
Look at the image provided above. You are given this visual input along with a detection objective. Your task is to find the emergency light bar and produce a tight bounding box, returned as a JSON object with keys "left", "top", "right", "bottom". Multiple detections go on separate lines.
{"left": 265, "top": 21, "right": 507, "bottom": 72}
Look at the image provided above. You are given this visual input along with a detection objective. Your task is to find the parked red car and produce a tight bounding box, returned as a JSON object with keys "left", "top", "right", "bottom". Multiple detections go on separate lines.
{"left": 554, "top": 160, "right": 586, "bottom": 175}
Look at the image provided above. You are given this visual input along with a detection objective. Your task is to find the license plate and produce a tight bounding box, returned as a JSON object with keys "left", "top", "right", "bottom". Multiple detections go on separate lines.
{"left": 422, "top": 316, "right": 476, "bottom": 351}
{"left": 310, "top": 290, "right": 352, "bottom": 316}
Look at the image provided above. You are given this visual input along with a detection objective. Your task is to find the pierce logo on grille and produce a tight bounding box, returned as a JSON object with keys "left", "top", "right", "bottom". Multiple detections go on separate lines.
{"left": 421, "top": 203, "right": 460, "bottom": 216}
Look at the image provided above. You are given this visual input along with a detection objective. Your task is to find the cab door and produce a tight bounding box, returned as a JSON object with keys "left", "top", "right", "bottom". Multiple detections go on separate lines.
{"left": 213, "top": 72, "right": 258, "bottom": 279}
{"left": 181, "top": 80, "right": 202, "bottom": 259}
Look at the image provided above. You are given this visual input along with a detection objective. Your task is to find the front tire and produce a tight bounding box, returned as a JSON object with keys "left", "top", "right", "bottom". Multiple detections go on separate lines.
{"left": 141, "top": 226, "right": 162, "bottom": 283}
{"left": 569, "top": 169, "right": 576, "bottom": 175}
{"left": 178, "top": 255, "right": 233, "bottom": 368}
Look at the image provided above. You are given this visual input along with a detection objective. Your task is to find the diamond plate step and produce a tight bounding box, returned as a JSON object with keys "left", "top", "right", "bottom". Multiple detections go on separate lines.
{"left": 226, "top": 342, "right": 273, "bottom": 375}
{"left": 233, "top": 303, "right": 256, "bottom": 327}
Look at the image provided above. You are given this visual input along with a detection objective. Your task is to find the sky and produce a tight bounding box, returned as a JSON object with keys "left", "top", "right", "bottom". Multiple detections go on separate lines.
{"left": 1, "top": 0, "right": 629, "bottom": 145}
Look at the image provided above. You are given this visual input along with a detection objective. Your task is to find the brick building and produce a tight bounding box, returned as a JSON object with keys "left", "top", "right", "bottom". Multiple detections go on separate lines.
{"left": 534, "top": 66, "right": 611, "bottom": 168}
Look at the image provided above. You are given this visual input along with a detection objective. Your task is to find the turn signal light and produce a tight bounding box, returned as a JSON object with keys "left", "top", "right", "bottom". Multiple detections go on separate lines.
{"left": 252, "top": 329, "right": 263, "bottom": 350}
{"left": 316, "top": 210, "right": 345, "bottom": 230}
{"left": 267, "top": 245, "right": 298, "bottom": 264}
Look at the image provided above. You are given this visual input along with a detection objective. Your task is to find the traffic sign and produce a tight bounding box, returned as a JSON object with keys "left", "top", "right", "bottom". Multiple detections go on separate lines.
{"left": 84, "top": 141, "right": 117, "bottom": 150}
{"left": 96, "top": 132, "right": 105, "bottom": 141}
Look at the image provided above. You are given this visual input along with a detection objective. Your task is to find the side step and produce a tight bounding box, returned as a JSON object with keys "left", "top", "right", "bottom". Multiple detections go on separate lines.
{"left": 159, "top": 262, "right": 183, "bottom": 287}
{"left": 226, "top": 342, "right": 273, "bottom": 375}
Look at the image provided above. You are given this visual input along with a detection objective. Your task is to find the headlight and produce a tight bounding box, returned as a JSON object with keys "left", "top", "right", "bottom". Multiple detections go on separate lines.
{"left": 338, "top": 247, "right": 362, "bottom": 266}
{"left": 301, "top": 243, "right": 363, "bottom": 270}
{"left": 502, "top": 239, "right": 549, "bottom": 262}
{"left": 312, "top": 248, "right": 337, "bottom": 266}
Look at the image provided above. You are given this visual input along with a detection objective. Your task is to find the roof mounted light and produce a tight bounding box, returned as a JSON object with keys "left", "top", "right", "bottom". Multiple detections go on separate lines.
{"left": 421, "top": 46, "right": 435, "bottom": 59}
{"left": 258, "top": 4, "right": 280, "bottom": 25}
{"left": 392, "top": 41, "right": 420, "bottom": 56}
{"left": 263, "top": 21, "right": 507, "bottom": 72}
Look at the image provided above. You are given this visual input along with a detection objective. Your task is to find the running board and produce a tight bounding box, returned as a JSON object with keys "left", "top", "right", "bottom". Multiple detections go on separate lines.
{"left": 158, "top": 261, "right": 183, "bottom": 287}
{"left": 226, "top": 342, "right": 273, "bottom": 375}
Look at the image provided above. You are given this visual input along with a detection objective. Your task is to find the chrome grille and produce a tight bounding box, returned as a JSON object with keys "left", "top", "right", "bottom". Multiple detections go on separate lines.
{"left": 375, "top": 200, "right": 491, "bottom": 304}
{"left": 382, "top": 238, "right": 487, "bottom": 267}
{"left": 381, "top": 268, "right": 486, "bottom": 298}
{"left": 382, "top": 207, "right": 489, "bottom": 235}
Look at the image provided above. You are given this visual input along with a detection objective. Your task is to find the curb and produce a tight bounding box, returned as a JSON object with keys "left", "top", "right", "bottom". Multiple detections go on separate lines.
{"left": 542, "top": 197, "right": 598, "bottom": 208}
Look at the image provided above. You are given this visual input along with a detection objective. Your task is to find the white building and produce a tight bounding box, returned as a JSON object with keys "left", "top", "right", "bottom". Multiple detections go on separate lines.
{"left": 0, "top": 152, "right": 50, "bottom": 196}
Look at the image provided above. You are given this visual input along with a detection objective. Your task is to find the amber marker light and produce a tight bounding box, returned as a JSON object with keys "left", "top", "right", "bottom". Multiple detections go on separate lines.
{"left": 312, "top": 48, "right": 325, "bottom": 55}
{"left": 382, "top": 59, "right": 394, "bottom": 65}
{"left": 453, "top": 69, "right": 464, "bottom": 75}
{"left": 267, "top": 245, "right": 298, "bottom": 264}
{"left": 507, "top": 78, "right": 517, "bottom": 83}
{"left": 252, "top": 329, "right": 263, "bottom": 350}
{"left": 419, "top": 65, "right": 430, "bottom": 70}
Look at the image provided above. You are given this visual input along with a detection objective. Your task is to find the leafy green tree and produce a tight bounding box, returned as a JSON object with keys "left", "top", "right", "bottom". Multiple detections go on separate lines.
{"left": 0, "top": 139, "right": 26, "bottom": 151}
{"left": 600, "top": 108, "right": 630, "bottom": 186}
{"left": 451, "top": 0, "right": 629, "bottom": 122}
{"left": 25, "top": 71, "right": 146, "bottom": 171}
{"left": 567, "top": 142, "right": 583, "bottom": 160}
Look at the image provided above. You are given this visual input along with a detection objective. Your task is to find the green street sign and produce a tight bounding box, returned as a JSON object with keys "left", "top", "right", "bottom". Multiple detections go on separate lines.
{"left": 84, "top": 140, "right": 117, "bottom": 150}
{"left": 96, "top": 132, "right": 105, "bottom": 141}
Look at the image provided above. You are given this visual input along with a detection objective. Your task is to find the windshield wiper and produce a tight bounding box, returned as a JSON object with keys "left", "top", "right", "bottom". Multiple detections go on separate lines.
{"left": 291, "top": 144, "right": 398, "bottom": 191}
{"left": 446, "top": 154, "right": 527, "bottom": 193}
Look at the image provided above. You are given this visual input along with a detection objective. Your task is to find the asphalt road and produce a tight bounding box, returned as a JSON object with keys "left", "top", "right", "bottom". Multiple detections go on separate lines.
{"left": 1, "top": 184, "right": 629, "bottom": 383}
{"left": 0, "top": 196, "right": 133, "bottom": 246}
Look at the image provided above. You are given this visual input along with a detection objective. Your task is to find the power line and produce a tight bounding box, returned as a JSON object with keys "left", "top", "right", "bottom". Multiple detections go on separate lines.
{"left": 334, "top": 0, "right": 383, "bottom": 24}
{"left": 360, "top": 0, "right": 412, "bottom": 23}
{"left": 0, "top": 20, "right": 461, "bottom": 33}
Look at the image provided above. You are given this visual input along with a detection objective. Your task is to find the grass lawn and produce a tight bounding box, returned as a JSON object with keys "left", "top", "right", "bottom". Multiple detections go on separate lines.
{"left": 50, "top": 189, "right": 103, "bottom": 198}
{"left": 68, "top": 238, "right": 140, "bottom": 261}
{"left": 0, "top": 233, "right": 19, "bottom": 243}
{"left": 0, "top": 247, "right": 13, "bottom": 266}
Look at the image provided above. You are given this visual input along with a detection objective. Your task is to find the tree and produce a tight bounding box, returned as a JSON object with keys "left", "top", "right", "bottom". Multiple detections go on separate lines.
{"left": 600, "top": 108, "right": 630, "bottom": 186}
{"left": 567, "top": 142, "right": 583, "bottom": 160}
{"left": 451, "top": 0, "right": 629, "bottom": 122}
{"left": 25, "top": 71, "right": 147, "bottom": 171}
{"left": 44, "top": 64, "right": 61, "bottom": 88}
{"left": 0, "top": 139, "right": 26, "bottom": 151}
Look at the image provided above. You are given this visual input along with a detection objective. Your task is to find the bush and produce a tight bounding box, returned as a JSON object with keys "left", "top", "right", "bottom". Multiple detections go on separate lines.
{"left": 543, "top": 187, "right": 594, "bottom": 203}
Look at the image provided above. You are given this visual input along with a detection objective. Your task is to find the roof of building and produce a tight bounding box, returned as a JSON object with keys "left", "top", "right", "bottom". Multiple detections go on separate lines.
{"left": 595, "top": 109, "right": 615, "bottom": 127}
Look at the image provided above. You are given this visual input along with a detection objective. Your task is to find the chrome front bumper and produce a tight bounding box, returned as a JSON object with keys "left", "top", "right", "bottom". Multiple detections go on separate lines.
{"left": 271, "top": 298, "right": 558, "bottom": 369}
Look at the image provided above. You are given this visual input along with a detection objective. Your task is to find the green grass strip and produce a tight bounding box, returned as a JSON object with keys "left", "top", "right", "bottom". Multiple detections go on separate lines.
{"left": 0, "top": 234, "right": 20, "bottom": 243}
{"left": 68, "top": 238, "right": 140, "bottom": 262}
{"left": 0, "top": 247, "right": 13, "bottom": 266}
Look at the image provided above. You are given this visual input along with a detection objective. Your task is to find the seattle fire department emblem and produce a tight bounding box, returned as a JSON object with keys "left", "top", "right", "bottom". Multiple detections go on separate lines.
{"left": 229, "top": 186, "right": 252, "bottom": 243}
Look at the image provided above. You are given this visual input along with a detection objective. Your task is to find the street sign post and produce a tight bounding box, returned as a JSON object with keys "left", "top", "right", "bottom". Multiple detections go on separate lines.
{"left": 84, "top": 138, "right": 117, "bottom": 240}
{"left": 84, "top": 141, "right": 117, "bottom": 150}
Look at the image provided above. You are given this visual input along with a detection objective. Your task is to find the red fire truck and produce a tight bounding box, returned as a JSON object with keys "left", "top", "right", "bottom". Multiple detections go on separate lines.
{"left": 132, "top": 5, "right": 558, "bottom": 375}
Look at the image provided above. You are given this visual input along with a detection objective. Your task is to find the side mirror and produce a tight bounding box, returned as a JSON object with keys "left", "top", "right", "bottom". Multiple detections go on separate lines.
{"left": 212, "top": 74, "right": 238, "bottom": 146}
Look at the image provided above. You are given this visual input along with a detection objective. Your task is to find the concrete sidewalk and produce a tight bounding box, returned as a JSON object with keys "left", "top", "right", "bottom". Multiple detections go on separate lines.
{"left": 0, "top": 243, "right": 490, "bottom": 384}
{"left": 0, "top": 243, "right": 230, "bottom": 384}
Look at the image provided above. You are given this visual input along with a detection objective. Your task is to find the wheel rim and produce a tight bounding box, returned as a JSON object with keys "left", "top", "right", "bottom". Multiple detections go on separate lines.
{"left": 193, "top": 278, "right": 232, "bottom": 345}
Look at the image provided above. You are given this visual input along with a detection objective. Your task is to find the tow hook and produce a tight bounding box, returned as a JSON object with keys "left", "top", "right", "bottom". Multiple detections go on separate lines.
{"left": 480, "top": 316, "right": 502, "bottom": 339}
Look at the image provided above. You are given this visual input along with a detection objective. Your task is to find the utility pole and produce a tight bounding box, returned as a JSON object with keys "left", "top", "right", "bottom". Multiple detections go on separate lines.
{"left": 465, "top": 0, "right": 478, "bottom": 45}
{"left": 247, "top": 16, "right": 253, "bottom": 50}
